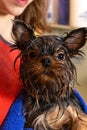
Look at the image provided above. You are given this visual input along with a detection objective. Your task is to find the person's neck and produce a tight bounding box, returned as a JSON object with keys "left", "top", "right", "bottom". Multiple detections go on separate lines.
{"left": 0, "top": 13, "right": 15, "bottom": 44}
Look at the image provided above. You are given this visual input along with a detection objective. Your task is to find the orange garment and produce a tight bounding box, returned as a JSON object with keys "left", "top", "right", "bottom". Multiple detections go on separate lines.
{"left": 0, "top": 36, "right": 23, "bottom": 125}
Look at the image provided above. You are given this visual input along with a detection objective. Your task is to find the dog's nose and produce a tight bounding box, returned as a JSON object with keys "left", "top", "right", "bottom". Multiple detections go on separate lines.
{"left": 41, "top": 58, "right": 52, "bottom": 67}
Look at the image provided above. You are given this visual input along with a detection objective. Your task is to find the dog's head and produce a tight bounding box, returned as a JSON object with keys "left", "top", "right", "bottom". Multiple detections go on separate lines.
{"left": 12, "top": 20, "right": 87, "bottom": 102}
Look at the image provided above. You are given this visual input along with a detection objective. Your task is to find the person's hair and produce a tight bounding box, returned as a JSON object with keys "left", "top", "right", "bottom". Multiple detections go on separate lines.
{"left": 15, "top": 0, "right": 50, "bottom": 33}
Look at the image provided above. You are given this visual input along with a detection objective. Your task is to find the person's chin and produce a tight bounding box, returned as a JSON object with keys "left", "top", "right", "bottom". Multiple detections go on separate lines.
{"left": 7, "top": 6, "right": 26, "bottom": 16}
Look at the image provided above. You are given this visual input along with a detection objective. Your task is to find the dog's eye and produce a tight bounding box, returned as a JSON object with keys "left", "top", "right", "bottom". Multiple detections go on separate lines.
{"left": 58, "top": 53, "right": 65, "bottom": 60}
{"left": 29, "top": 52, "right": 36, "bottom": 58}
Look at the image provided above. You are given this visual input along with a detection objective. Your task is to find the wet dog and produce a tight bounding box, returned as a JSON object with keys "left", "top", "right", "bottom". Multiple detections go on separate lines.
{"left": 12, "top": 20, "right": 87, "bottom": 130}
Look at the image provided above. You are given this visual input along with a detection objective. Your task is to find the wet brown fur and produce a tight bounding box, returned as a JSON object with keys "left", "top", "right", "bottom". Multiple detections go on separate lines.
{"left": 12, "top": 20, "right": 87, "bottom": 130}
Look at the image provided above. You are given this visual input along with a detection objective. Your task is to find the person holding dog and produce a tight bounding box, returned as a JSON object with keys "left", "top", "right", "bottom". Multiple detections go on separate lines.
{"left": 0, "top": 0, "right": 87, "bottom": 130}
{"left": 0, "top": 0, "right": 49, "bottom": 129}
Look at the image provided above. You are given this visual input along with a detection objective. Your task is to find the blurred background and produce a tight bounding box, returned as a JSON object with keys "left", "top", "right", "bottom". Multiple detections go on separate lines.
{"left": 45, "top": 0, "right": 87, "bottom": 102}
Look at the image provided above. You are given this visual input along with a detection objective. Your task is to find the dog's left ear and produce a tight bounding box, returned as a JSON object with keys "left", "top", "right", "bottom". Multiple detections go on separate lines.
{"left": 62, "top": 28, "right": 87, "bottom": 56}
{"left": 12, "top": 20, "right": 36, "bottom": 51}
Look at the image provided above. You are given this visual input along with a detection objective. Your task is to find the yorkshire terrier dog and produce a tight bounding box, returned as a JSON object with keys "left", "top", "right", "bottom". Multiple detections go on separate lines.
{"left": 12, "top": 20, "right": 87, "bottom": 130}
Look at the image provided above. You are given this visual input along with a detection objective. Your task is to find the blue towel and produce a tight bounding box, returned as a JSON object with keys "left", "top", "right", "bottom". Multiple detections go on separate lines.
{"left": 73, "top": 89, "right": 87, "bottom": 114}
{"left": 0, "top": 95, "right": 33, "bottom": 130}
{"left": 0, "top": 90, "right": 87, "bottom": 130}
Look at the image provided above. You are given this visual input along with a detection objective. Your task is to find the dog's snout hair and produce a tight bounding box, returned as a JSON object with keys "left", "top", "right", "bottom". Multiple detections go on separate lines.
{"left": 12, "top": 20, "right": 87, "bottom": 130}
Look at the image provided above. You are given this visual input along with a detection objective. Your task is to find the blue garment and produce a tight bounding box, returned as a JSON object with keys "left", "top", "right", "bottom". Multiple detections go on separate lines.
{"left": 0, "top": 90, "right": 87, "bottom": 130}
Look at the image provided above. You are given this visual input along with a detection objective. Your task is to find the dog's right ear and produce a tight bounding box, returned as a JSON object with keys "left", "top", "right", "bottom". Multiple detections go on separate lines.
{"left": 12, "top": 20, "right": 36, "bottom": 51}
